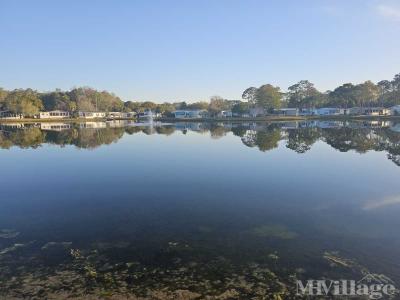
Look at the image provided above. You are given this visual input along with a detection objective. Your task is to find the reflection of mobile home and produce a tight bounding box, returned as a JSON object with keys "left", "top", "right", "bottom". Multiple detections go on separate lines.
{"left": 299, "top": 121, "right": 317, "bottom": 128}
{"left": 79, "top": 122, "right": 107, "bottom": 129}
{"left": 0, "top": 111, "right": 24, "bottom": 119}
{"left": 280, "top": 122, "right": 299, "bottom": 129}
{"left": 40, "top": 123, "right": 72, "bottom": 131}
{"left": 174, "top": 122, "right": 203, "bottom": 131}
{"left": 391, "top": 105, "right": 400, "bottom": 116}
{"left": 106, "top": 120, "right": 135, "bottom": 128}
{"left": 316, "top": 121, "right": 344, "bottom": 129}
{"left": 0, "top": 123, "right": 25, "bottom": 129}
{"left": 390, "top": 123, "right": 400, "bottom": 133}
{"left": 360, "top": 121, "right": 390, "bottom": 128}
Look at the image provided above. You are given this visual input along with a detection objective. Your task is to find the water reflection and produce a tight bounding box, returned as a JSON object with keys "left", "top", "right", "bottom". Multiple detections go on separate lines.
{"left": 1, "top": 120, "right": 400, "bottom": 298}
{"left": 1, "top": 120, "right": 400, "bottom": 166}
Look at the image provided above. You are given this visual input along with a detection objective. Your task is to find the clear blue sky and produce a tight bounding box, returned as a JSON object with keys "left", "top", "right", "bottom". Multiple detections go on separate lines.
{"left": 1, "top": 0, "right": 400, "bottom": 102}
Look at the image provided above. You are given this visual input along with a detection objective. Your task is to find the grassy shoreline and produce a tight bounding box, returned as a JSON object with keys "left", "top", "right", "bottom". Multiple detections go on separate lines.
{"left": 1, "top": 115, "right": 400, "bottom": 124}
{"left": 159, "top": 115, "right": 400, "bottom": 123}
{"left": 0, "top": 117, "right": 136, "bottom": 124}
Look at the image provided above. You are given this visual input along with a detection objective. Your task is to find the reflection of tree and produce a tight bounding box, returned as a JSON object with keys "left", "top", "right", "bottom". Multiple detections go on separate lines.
{"left": 388, "top": 154, "right": 400, "bottom": 166}
{"left": 0, "top": 131, "right": 13, "bottom": 149}
{"left": 0, "top": 126, "right": 133, "bottom": 149}
{"left": 322, "top": 128, "right": 377, "bottom": 153}
{"left": 255, "top": 129, "right": 281, "bottom": 152}
{"left": 155, "top": 126, "right": 175, "bottom": 136}
{"left": 142, "top": 127, "right": 156, "bottom": 135}
{"left": 286, "top": 128, "right": 320, "bottom": 153}
{"left": 241, "top": 128, "right": 281, "bottom": 152}
{"left": 231, "top": 126, "right": 248, "bottom": 137}
{"left": 124, "top": 127, "right": 144, "bottom": 135}
{"left": 2, "top": 124, "right": 400, "bottom": 168}
{"left": 75, "top": 128, "right": 125, "bottom": 149}
{"left": 241, "top": 130, "right": 257, "bottom": 148}
{"left": 210, "top": 125, "right": 229, "bottom": 139}
{"left": 239, "top": 125, "right": 400, "bottom": 166}
{"left": 320, "top": 127, "right": 400, "bottom": 166}
{"left": 375, "top": 129, "right": 400, "bottom": 155}
{"left": 374, "top": 129, "right": 400, "bottom": 166}
{"left": 43, "top": 127, "right": 126, "bottom": 149}
{"left": 1, "top": 128, "right": 46, "bottom": 149}
{"left": 46, "top": 129, "right": 78, "bottom": 147}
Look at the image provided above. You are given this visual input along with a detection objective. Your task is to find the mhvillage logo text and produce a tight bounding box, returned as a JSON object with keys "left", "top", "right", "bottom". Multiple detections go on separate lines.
{"left": 296, "top": 274, "right": 398, "bottom": 299}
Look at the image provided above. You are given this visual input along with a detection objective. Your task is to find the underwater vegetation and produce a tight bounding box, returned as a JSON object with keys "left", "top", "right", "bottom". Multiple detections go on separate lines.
{"left": 250, "top": 225, "right": 298, "bottom": 240}
{"left": 1, "top": 230, "right": 397, "bottom": 299}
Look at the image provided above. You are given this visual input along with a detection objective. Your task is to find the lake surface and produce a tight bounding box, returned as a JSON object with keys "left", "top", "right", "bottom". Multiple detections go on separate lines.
{"left": 1, "top": 120, "right": 400, "bottom": 299}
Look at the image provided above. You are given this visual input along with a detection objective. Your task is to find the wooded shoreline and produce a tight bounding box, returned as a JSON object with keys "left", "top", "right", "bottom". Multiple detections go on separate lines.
{"left": 1, "top": 115, "right": 400, "bottom": 124}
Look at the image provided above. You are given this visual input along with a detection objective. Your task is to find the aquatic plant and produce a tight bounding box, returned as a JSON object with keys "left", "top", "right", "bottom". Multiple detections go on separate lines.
{"left": 250, "top": 225, "right": 298, "bottom": 239}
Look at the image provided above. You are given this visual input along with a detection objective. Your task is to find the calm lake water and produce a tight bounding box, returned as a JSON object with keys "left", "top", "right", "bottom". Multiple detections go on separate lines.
{"left": 1, "top": 120, "right": 400, "bottom": 299}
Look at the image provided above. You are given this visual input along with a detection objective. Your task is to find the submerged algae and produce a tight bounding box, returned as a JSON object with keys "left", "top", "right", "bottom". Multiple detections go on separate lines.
{"left": 0, "top": 229, "right": 19, "bottom": 239}
{"left": 250, "top": 225, "right": 298, "bottom": 239}
{"left": 0, "top": 239, "right": 397, "bottom": 299}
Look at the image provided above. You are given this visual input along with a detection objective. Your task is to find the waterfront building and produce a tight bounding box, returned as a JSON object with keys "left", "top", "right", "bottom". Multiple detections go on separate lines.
{"left": 348, "top": 107, "right": 391, "bottom": 116}
{"left": 218, "top": 111, "right": 233, "bottom": 118}
{"left": 39, "top": 110, "right": 70, "bottom": 119}
{"left": 249, "top": 107, "right": 265, "bottom": 117}
{"left": 314, "top": 108, "right": 345, "bottom": 116}
{"left": 362, "top": 107, "right": 391, "bottom": 116}
{"left": 78, "top": 111, "right": 107, "bottom": 119}
{"left": 274, "top": 108, "right": 299, "bottom": 116}
{"left": 173, "top": 110, "right": 206, "bottom": 119}
{"left": 107, "top": 112, "right": 136, "bottom": 119}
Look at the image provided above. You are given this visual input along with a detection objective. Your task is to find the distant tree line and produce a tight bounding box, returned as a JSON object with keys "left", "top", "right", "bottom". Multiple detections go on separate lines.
{"left": 241, "top": 73, "right": 400, "bottom": 112}
{"left": 1, "top": 73, "right": 399, "bottom": 117}
{"left": 0, "top": 86, "right": 234, "bottom": 117}
{"left": 0, "top": 87, "right": 125, "bottom": 117}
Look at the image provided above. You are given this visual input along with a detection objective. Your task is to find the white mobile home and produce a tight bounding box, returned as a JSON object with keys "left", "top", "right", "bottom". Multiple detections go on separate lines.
{"left": 299, "top": 108, "right": 316, "bottom": 116}
{"left": 173, "top": 110, "right": 205, "bottom": 119}
{"left": 362, "top": 107, "right": 391, "bottom": 116}
{"left": 107, "top": 112, "right": 136, "bottom": 119}
{"left": 274, "top": 108, "right": 299, "bottom": 116}
{"left": 218, "top": 110, "right": 233, "bottom": 118}
{"left": 249, "top": 107, "right": 265, "bottom": 117}
{"left": 348, "top": 107, "right": 364, "bottom": 115}
{"left": 314, "top": 108, "right": 344, "bottom": 116}
{"left": 78, "top": 112, "right": 107, "bottom": 119}
{"left": 348, "top": 107, "right": 391, "bottom": 116}
{"left": 39, "top": 110, "right": 70, "bottom": 119}
{"left": 138, "top": 110, "right": 155, "bottom": 120}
